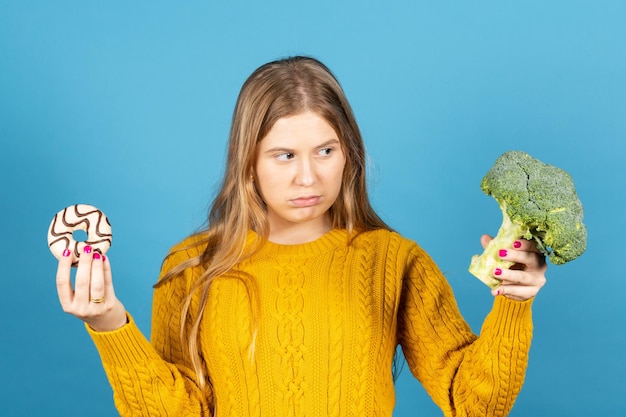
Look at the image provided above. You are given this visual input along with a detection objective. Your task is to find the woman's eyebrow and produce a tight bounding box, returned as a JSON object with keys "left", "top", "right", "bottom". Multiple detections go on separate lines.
{"left": 263, "top": 139, "right": 340, "bottom": 154}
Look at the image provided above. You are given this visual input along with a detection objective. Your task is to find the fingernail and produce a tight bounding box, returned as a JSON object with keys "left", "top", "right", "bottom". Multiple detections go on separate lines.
{"left": 93, "top": 252, "right": 101, "bottom": 260}
{"left": 513, "top": 241, "right": 522, "bottom": 249}
{"left": 494, "top": 268, "right": 502, "bottom": 276}
{"left": 83, "top": 245, "right": 92, "bottom": 254}
{"left": 499, "top": 249, "right": 508, "bottom": 258}
{"left": 62, "top": 249, "right": 71, "bottom": 257}
{"left": 495, "top": 289, "right": 501, "bottom": 296}
{"left": 102, "top": 255, "right": 107, "bottom": 262}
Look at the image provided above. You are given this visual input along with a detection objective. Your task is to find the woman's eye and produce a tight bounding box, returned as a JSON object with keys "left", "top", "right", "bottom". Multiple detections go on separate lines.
{"left": 275, "top": 152, "right": 295, "bottom": 161}
{"left": 317, "top": 147, "right": 333, "bottom": 157}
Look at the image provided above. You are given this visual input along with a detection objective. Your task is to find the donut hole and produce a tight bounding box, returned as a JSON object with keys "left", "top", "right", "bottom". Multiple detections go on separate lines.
{"left": 72, "top": 229, "right": 88, "bottom": 242}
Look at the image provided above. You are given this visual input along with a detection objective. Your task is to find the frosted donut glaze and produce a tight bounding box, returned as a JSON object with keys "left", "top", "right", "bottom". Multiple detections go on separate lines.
{"left": 47, "top": 204, "right": 112, "bottom": 266}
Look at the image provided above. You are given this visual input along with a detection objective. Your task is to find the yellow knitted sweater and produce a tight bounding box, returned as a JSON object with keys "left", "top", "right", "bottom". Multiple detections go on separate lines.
{"left": 88, "top": 229, "right": 533, "bottom": 417}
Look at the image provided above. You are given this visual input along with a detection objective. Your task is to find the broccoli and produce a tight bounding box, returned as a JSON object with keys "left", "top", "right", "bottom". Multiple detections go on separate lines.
{"left": 469, "top": 150, "right": 587, "bottom": 288}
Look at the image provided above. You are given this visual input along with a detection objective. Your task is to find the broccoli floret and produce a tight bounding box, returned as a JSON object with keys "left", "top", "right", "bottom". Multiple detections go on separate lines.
{"left": 469, "top": 150, "right": 587, "bottom": 288}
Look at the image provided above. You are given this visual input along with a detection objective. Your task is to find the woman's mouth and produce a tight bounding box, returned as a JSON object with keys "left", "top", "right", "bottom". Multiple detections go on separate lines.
{"left": 290, "top": 196, "right": 321, "bottom": 207}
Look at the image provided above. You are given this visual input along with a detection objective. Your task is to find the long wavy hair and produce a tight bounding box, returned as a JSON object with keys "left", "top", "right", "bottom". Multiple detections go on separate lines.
{"left": 157, "top": 56, "right": 391, "bottom": 388}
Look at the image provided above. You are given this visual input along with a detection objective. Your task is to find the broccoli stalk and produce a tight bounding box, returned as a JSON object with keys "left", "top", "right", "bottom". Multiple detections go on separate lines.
{"left": 469, "top": 201, "right": 532, "bottom": 288}
{"left": 468, "top": 151, "right": 587, "bottom": 288}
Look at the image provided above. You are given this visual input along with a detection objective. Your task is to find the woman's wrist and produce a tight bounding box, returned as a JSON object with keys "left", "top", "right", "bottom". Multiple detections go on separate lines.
{"left": 87, "top": 301, "right": 128, "bottom": 332}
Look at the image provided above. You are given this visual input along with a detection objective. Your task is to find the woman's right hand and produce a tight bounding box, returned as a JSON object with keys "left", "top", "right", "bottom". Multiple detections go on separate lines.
{"left": 56, "top": 245, "right": 127, "bottom": 332}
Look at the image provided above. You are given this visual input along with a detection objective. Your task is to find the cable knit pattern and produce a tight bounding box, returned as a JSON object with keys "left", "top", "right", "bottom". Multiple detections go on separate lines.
{"left": 272, "top": 260, "right": 307, "bottom": 417}
{"left": 348, "top": 237, "right": 375, "bottom": 416}
{"left": 87, "top": 229, "right": 533, "bottom": 417}
{"left": 327, "top": 244, "right": 346, "bottom": 417}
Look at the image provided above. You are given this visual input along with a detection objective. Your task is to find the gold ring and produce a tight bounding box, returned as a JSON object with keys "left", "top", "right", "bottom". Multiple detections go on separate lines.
{"left": 90, "top": 297, "right": 105, "bottom": 304}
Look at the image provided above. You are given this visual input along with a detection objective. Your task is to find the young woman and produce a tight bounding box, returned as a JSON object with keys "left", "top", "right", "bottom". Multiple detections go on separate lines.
{"left": 56, "top": 56, "right": 547, "bottom": 417}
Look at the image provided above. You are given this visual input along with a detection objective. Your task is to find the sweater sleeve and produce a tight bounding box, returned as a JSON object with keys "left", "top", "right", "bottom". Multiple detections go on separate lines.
{"left": 397, "top": 244, "right": 533, "bottom": 417}
{"left": 87, "top": 241, "right": 214, "bottom": 417}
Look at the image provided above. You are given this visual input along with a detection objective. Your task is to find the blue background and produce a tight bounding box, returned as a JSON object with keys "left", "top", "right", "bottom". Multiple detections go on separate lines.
{"left": 1, "top": 1, "right": 624, "bottom": 416}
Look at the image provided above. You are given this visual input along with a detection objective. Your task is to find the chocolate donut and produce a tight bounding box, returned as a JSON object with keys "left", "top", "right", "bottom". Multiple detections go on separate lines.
{"left": 47, "top": 204, "right": 112, "bottom": 266}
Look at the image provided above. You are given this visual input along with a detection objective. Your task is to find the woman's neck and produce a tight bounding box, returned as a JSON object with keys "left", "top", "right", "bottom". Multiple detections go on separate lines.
{"left": 267, "top": 217, "right": 333, "bottom": 245}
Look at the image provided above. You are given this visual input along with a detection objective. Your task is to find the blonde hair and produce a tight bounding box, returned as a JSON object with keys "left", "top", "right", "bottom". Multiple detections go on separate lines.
{"left": 157, "top": 56, "right": 391, "bottom": 388}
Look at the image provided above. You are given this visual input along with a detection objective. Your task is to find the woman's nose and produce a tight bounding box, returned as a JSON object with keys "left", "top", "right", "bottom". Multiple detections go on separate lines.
{"left": 295, "top": 158, "right": 315, "bottom": 186}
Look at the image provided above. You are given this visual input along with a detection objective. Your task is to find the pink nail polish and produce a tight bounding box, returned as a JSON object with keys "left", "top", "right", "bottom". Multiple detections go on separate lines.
{"left": 62, "top": 249, "right": 71, "bottom": 257}
{"left": 496, "top": 289, "right": 501, "bottom": 296}
{"left": 499, "top": 249, "right": 508, "bottom": 258}
{"left": 102, "top": 255, "right": 107, "bottom": 262}
{"left": 93, "top": 252, "right": 101, "bottom": 260}
{"left": 513, "top": 241, "right": 522, "bottom": 249}
{"left": 83, "top": 245, "right": 92, "bottom": 254}
{"left": 494, "top": 268, "right": 502, "bottom": 276}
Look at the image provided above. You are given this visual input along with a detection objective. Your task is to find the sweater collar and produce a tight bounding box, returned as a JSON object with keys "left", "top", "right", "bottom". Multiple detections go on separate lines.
{"left": 247, "top": 229, "right": 349, "bottom": 258}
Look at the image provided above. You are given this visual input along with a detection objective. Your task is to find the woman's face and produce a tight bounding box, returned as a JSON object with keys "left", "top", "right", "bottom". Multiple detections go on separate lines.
{"left": 254, "top": 111, "right": 346, "bottom": 243}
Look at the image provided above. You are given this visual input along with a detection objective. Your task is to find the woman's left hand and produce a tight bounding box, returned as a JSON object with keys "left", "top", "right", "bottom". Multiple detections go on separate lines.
{"left": 481, "top": 235, "right": 548, "bottom": 301}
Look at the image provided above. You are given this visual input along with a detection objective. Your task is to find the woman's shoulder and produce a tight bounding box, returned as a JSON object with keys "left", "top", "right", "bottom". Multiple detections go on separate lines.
{"left": 160, "top": 231, "right": 208, "bottom": 270}
{"left": 353, "top": 228, "right": 422, "bottom": 253}
{"left": 170, "top": 231, "right": 208, "bottom": 252}
{"left": 154, "top": 232, "right": 209, "bottom": 287}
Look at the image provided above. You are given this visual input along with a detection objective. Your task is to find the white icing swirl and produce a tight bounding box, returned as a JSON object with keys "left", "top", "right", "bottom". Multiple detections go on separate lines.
{"left": 47, "top": 204, "right": 112, "bottom": 266}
